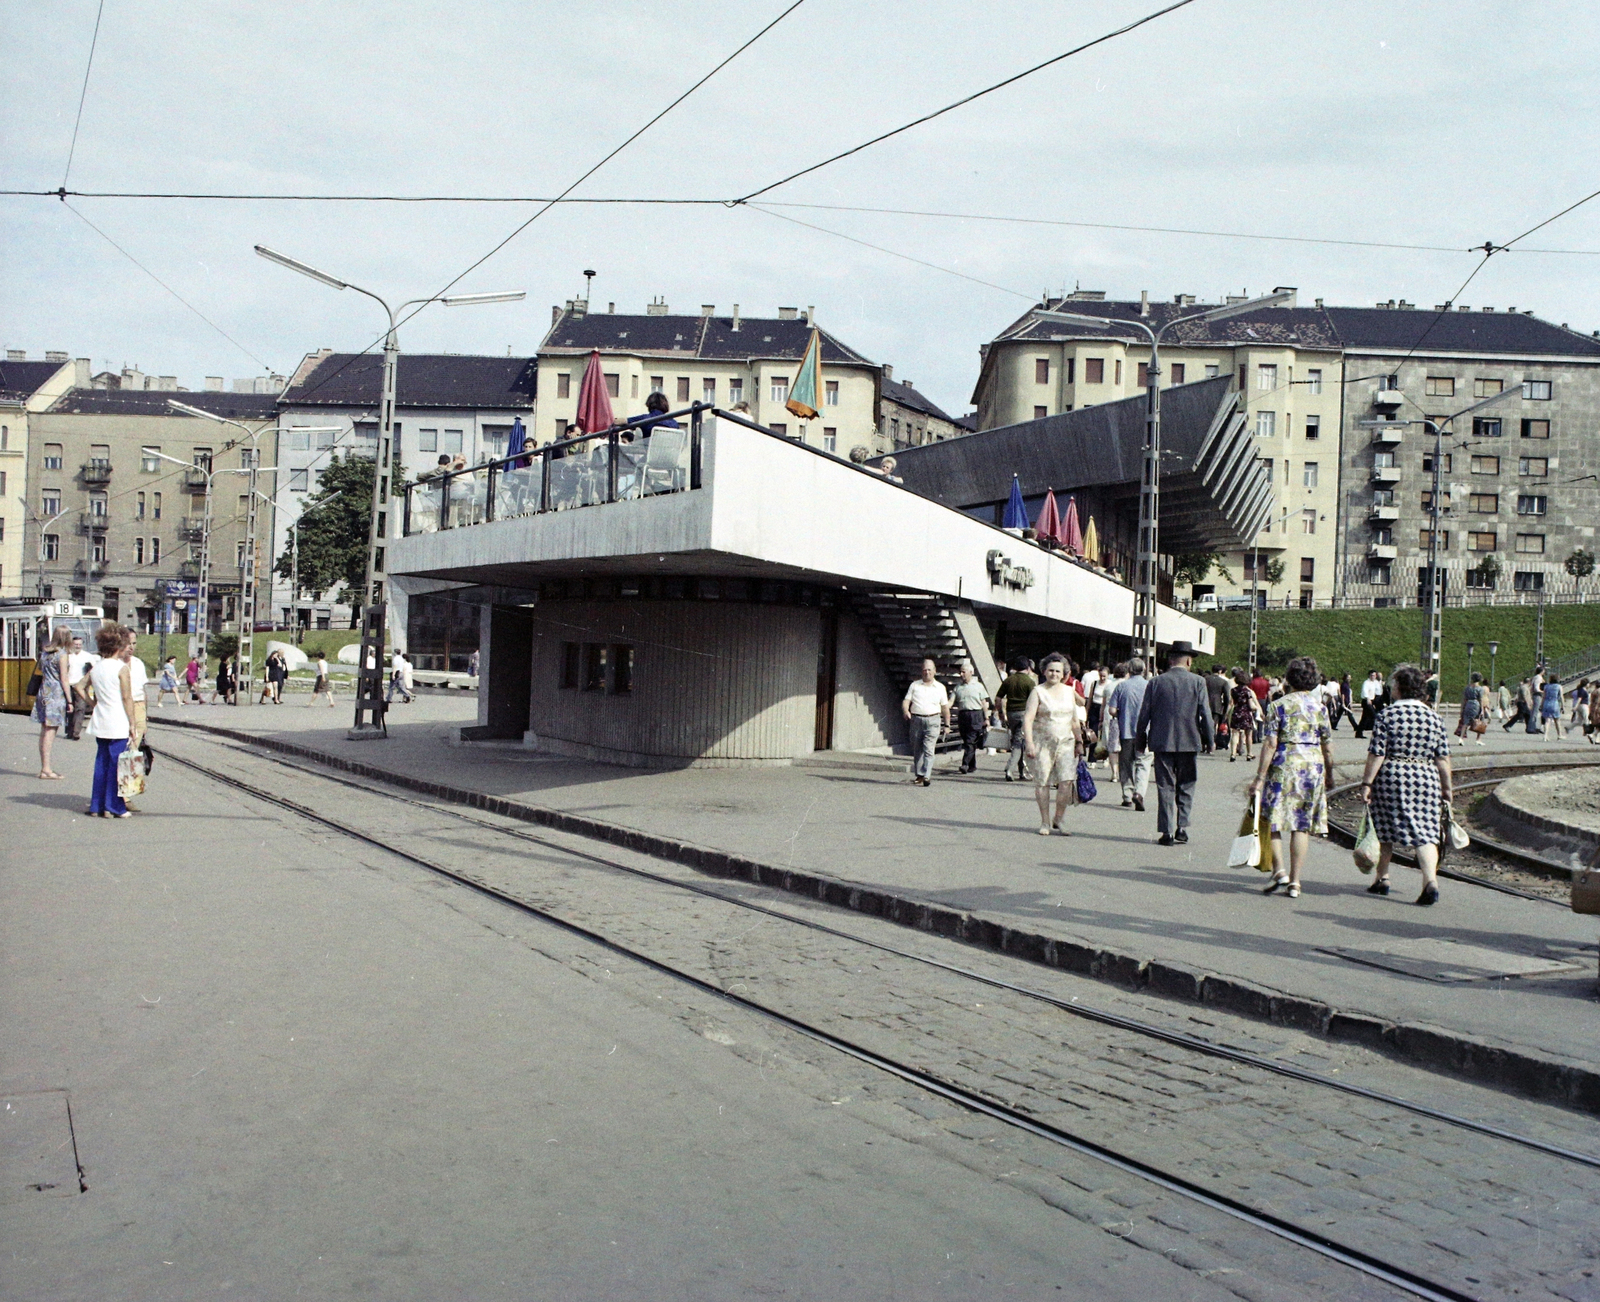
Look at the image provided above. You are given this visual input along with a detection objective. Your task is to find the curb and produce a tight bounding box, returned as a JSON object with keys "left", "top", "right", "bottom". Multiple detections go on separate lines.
{"left": 151, "top": 716, "right": 1600, "bottom": 1115}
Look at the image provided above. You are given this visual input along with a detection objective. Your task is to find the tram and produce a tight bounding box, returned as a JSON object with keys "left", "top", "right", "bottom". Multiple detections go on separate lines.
{"left": 0, "top": 600, "right": 105, "bottom": 712}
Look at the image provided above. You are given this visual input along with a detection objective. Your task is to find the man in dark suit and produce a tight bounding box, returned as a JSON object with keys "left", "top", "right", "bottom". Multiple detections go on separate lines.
{"left": 1135, "top": 640, "right": 1215, "bottom": 846}
{"left": 1203, "top": 663, "right": 1231, "bottom": 748}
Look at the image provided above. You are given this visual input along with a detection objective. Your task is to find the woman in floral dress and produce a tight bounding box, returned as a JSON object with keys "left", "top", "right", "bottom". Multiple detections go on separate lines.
{"left": 32, "top": 623, "right": 74, "bottom": 780}
{"left": 1246, "top": 656, "right": 1333, "bottom": 899}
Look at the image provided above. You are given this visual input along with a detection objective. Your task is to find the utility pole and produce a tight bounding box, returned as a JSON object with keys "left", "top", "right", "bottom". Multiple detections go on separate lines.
{"left": 1536, "top": 586, "right": 1546, "bottom": 673}
{"left": 1248, "top": 544, "right": 1261, "bottom": 672}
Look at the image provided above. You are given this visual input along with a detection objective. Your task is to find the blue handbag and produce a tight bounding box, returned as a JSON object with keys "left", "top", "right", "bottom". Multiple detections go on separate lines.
{"left": 1075, "top": 757, "right": 1098, "bottom": 803}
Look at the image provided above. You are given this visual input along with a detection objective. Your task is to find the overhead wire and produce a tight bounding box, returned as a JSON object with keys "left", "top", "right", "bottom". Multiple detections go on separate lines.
{"left": 60, "top": 0, "right": 107, "bottom": 189}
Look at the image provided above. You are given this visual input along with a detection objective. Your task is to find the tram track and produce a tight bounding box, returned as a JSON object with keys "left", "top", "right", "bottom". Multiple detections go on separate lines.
{"left": 151, "top": 734, "right": 1600, "bottom": 1302}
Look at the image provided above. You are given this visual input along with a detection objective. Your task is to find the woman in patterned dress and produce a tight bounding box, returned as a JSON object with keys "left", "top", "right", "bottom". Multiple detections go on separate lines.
{"left": 1247, "top": 656, "right": 1333, "bottom": 899}
{"left": 1357, "top": 664, "right": 1453, "bottom": 906}
{"left": 1228, "top": 668, "right": 1259, "bottom": 762}
{"left": 32, "top": 623, "right": 74, "bottom": 780}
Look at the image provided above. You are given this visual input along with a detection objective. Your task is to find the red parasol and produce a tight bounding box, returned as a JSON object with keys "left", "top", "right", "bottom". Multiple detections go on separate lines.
{"left": 1035, "top": 489, "right": 1063, "bottom": 545}
{"left": 574, "top": 349, "right": 614, "bottom": 434}
{"left": 1062, "top": 495, "right": 1084, "bottom": 555}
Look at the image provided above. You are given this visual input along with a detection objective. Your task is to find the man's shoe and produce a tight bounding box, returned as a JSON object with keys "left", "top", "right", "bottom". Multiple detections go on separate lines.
{"left": 1174, "top": 830, "right": 1189, "bottom": 844}
{"left": 1157, "top": 833, "right": 1175, "bottom": 846}
{"left": 1121, "top": 798, "right": 1132, "bottom": 808}
{"left": 1133, "top": 795, "right": 1145, "bottom": 812}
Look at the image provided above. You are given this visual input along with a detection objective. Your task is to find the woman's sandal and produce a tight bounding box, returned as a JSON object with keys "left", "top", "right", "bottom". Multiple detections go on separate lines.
{"left": 1262, "top": 873, "right": 1289, "bottom": 895}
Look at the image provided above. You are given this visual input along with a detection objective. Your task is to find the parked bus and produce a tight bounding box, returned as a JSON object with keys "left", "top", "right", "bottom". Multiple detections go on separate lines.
{"left": 0, "top": 600, "right": 105, "bottom": 712}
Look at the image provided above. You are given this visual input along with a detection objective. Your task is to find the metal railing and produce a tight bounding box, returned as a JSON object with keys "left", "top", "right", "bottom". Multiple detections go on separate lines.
{"left": 78, "top": 511, "right": 109, "bottom": 533}
{"left": 80, "top": 460, "right": 113, "bottom": 483}
{"left": 403, "top": 403, "right": 708, "bottom": 536}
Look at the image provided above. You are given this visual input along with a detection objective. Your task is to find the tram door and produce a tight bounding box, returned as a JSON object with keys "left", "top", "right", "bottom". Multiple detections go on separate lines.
{"left": 1, "top": 613, "right": 39, "bottom": 711}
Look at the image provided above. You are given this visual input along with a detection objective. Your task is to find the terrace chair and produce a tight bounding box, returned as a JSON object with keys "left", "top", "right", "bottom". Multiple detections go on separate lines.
{"left": 640, "top": 427, "right": 688, "bottom": 494}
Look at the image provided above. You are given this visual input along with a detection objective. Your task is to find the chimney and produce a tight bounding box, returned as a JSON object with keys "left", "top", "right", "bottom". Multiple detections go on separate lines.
{"left": 1481, "top": 305, "right": 1495, "bottom": 312}
{"left": 205, "top": 376, "right": 225, "bottom": 391}
{"left": 1139, "top": 290, "right": 1149, "bottom": 317}
{"left": 1271, "top": 286, "right": 1298, "bottom": 308}
{"left": 607, "top": 302, "right": 615, "bottom": 314}
{"left": 646, "top": 296, "right": 669, "bottom": 316}
{"left": 157, "top": 376, "right": 178, "bottom": 391}
{"left": 778, "top": 306, "right": 798, "bottom": 320}
{"left": 551, "top": 305, "right": 561, "bottom": 326}
{"left": 882, "top": 363, "right": 893, "bottom": 382}
{"left": 731, "top": 304, "right": 740, "bottom": 332}
{"left": 805, "top": 305, "right": 814, "bottom": 324}
{"left": 5, "top": 349, "right": 24, "bottom": 361}
{"left": 74, "top": 357, "right": 91, "bottom": 387}
{"left": 1314, "top": 298, "right": 1324, "bottom": 308}
{"left": 1457, "top": 305, "right": 1470, "bottom": 311}
{"left": 45, "top": 350, "right": 68, "bottom": 363}
{"left": 701, "top": 304, "right": 715, "bottom": 317}
{"left": 567, "top": 298, "right": 587, "bottom": 319}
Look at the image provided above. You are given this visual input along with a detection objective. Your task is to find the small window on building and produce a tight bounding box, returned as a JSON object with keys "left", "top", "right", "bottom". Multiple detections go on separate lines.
{"left": 1306, "top": 368, "right": 1322, "bottom": 394}
{"left": 440, "top": 430, "right": 464, "bottom": 455}
{"left": 631, "top": 374, "right": 640, "bottom": 399}
{"left": 1304, "top": 414, "right": 1320, "bottom": 440}
{"left": 1420, "top": 489, "right": 1451, "bottom": 511}
{"left": 153, "top": 492, "right": 161, "bottom": 519}
{"left": 1474, "top": 377, "right": 1503, "bottom": 398}
{"left": 150, "top": 537, "right": 160, "bottom": 563}
{"left": 768, "top": 376, "right": 787, "bottom": 404}
{"left": 1302, "top": 462, "right": 1318, "bottom": 488}
{"left": 418, "top": 429, "right": 438, "bottom": 453}
{"left": 1257, "top": 364, "right": 1277, "bottom": 391}
{"left": 92, "top": 536, "right": 107, "bottom": 563}
{"left": 768, "top": 423, "right": 788, "bottom": 437}
{"left": 43, "top": 444, "right": 63, "bottom": 470}
{"left": 702, "top": 378, "right": 716, "bottom": 403}
{"left": 1301, "top": 509, "right": 1316, "bottom": 534}
{"left": 604, "top": 372, "right": 620, "bottom": 397}
{"left": 1515, "top": 533, "right": 1545, "bottom": 554}
{"left": 1084, "top": 358, "right": 1105, "bottom": 384}
{"left": 1517, "top": 494, "right": 1547, "bottom": 515}
{"left": 1136, "top": 362, "right": 1149, "bottom": 387}
{"left": 42, "top": 490, "right": 62, "bottom": 515}
{"left": 824, "top": 379, "right": 839, "bottom": 406}
{"left": 1467, "top": 531, "right": 1497, "bottom": 551}
{"left": 136, "top": 492, "right": 146, "bottom": 518}
{"left": 1520, "top": 419, "right": 1550, "bottom": 439}
{"left": 1419, "top": 529, "right": 1450, "bottom": 549}
{"left": 823, "top": 427, "right": 837, "bottom": 453}
{"left": 610, "top": 645, "right": 634, "bottom": 695}
{"left": 557, "top": 372, "right": 571, "bottom": 399}
{"left": 1065, "top": 358, "right": 1075, "bottom": 384}
{"left": 1470, "top": 455, "right": 1500, "bottom": 475}
{"left": 1522, "top": 380, "right": 1552, "bottom": 400}
{"left": 1469, "top": 493, "right": 1498, "bottom": 513}
{"left": 1368, "top": 561, "right": 1392, "bottom": 585}
{"left": 728, "top": 378, "right": 743, "bottom": 404}
{"left": 290, "top": 469, "right": 309, "bottom": 491}
{"left": 316, "top": 429, "right": 336, "bottom": 449}
{"left": 1465, "top": 565, "right": 1496, "bottom": 588}
{"left": 1519, "top": 456, "right": 1548, "bottom": 476}
{"left": 135, "top": 538, "right": 145, "bottom": 565}
{"left": 1300, "top": 557, "right": 1315, "bottom": 582}
{"left": 1514, "top": 570, "right": 1544, "bottom": 591}
{"left": 1114, "top": 359, "right": 1123, "bottom": 384}
{"left": 285, "top": 428, "right": 311, "bottom": 451}
{"left": 554, "top": 419, "right": 569, "bottom": 439}
{"left": 650, "top": 375, "right": 664, "bottom": 394}
{"left": 1033, "top": 405, "right": 1048, "bottom": 420}
{"left": 1424, "top": 376, "right": 1455, "bottom": 397}
{"left": 560, "top": 641, "right": 580, "bottom": 688}
{"left": 583, "top": 643, "right": 607, "bottom": 691}
{"left": 141, "top": 446, "right": 161, "bottom": 472}
{"left": 1204, "top": 364, "right": 1219, "bottom": 379}
{"left": 90, "top": 492, "right": 107, "bottom": 516}
{"left": 1035, "top": 358, "right": 1050, "bottom": 384}
{"left": 1170, "top": 363, "right": 1186, "bottom": 384}
{"left": 1473, "top": 417, "right": 1502, "bottom": 438}
{"left": 1422, "top": 451, "right": 1451, "bottom": 474}
{"left": 1255, "top": 410, "right": 1276, "bottom": 438}
{"left": 43, "top": 533, "right": 60, "bottom": 561}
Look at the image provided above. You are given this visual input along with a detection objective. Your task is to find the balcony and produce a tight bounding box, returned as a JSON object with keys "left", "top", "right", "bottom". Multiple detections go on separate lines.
{"left": 1372, "top": 465, "right": 1402, "bottom": 485}
{"left": 177, "top": 560, "right": 201, "bottom": 580}
{"left": 179, "top": 516, "right": 207, "bottom": 542}
{"left": 1367, "top": 543, "right": 1398, "bottom": 561}
{"left": 78, "top": 511, "right": 110, "bottom": 533}
{"left": 80, "top": 460, "right": 113, "bottom": 484}
{"left": 74, "top": 560, "right": 107, "bottom": 579}
{"left": 1372, "top": 388, "right": 1404, "bottom": 410}
{"left": 1369, "top": 503, "right": 1400, "bottom": 522}
{"left": 181, "top": 466, "right": 209, "bottom": 490}
{"left": 1369, "top": 423, "right": 1404, "bottom": 445}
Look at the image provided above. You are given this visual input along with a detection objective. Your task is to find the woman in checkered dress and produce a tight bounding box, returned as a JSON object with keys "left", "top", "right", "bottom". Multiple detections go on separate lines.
{"left": 1357, "top": 664, "right": 1453, "bottom": 906}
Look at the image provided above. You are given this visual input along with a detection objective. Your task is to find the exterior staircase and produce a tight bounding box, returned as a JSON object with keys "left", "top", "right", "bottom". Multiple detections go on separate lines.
{"left": 851, "top": 591, "right": 1001, "bottom": 697}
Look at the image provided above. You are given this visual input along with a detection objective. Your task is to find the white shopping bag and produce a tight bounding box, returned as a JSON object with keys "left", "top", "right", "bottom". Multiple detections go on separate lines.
{"left": 1227, "top": 791, "right": 1262, "bottom": 868}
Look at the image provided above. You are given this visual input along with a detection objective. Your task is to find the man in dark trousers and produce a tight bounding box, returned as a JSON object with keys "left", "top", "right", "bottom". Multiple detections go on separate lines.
{"left": 1135, "top": 640, "right": 1215, "bottom": 846}
{"left": 1203, "top": 662, "right": 1231, "bottom": 749}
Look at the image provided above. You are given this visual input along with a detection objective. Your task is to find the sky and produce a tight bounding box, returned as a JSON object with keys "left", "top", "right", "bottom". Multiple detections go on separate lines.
{"left": 3, "top": 0, "right": 1598, "bottom": 418}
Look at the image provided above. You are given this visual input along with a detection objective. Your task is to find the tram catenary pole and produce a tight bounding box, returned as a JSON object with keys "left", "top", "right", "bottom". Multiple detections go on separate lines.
{"left": 1034, "top": 289, "right": 1295, "bottom": 667}
{"left": 254, "top": 244, "right": 523, "bottom": 738}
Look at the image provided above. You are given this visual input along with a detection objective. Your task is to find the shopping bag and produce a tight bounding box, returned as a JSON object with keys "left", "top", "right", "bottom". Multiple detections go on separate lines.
{"left": 1075, "top": 757, "right": 1098, "bottom": 804}
{"left": 1447, "top": 814, "right": 1471, "bottom": 851}
{"left": 1227, "top": 793, "right": 1261, "bottom": 868}
{"left": 117, "top": 748, "right": 146, "bottom": 799}
{"left": 1255, "top": 802, "right": 1274, "bottom": 872}
{"left": 1353, "top": 808, "right": 1380, "bottom": 872}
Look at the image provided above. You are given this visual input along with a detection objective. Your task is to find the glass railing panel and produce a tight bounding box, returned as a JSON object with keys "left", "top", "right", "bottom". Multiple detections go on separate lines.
{"left": 493, "top": 458, "right": 543, "bottom": 520}
{"left": 406, "top": 480, "right": 442, "bottom": 534}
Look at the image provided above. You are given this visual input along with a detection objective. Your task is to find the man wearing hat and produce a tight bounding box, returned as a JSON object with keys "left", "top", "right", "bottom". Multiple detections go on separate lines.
{"left": 1134, "top": 639, "right": 1215, "bottom": 846}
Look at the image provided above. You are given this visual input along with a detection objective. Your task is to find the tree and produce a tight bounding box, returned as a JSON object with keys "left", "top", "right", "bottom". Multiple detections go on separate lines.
{"left": 1565, "top": 548, "right": 1595, "bottom": 585}
{"left": 1174, "top": 553, "right": 1215, "bottom": 587}
{"left": 1263, "top": 557, "right": 1285, "bottom": 587}
{"left": 274, "top": 453, "right": 398, "bottom": 614}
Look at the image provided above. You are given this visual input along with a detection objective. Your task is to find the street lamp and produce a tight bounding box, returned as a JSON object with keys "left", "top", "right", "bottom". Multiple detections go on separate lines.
{"left": 1488, "top": 640, "right": 1500, "bottom": 698}
{"left": 1465, "top": 641, "right": 1475, "bottom": 686}
{"left": 255, "top": 243, "right": 523, "bottom": 739}
{"left": 1358, "top": 382, "right": 1521, "bottom": 702}
{"left": 1034, "top": 289, "right": 1295, "bottom": 665}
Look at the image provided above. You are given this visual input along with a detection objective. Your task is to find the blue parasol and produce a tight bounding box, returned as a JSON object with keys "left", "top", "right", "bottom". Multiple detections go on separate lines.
{"left": 507, "top": 416, "right": 529, "bottom": 468}
{"left": 1002, "top": 475, "right": 1030, "bottom": 530}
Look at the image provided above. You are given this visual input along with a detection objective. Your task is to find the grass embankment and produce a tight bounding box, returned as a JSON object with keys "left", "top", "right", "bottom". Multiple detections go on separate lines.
{"left": 131, "top": 629, "right": 363, "bottom": 681}
{"left": 1201, "top": 605, "right": 1600, "bottom": 698}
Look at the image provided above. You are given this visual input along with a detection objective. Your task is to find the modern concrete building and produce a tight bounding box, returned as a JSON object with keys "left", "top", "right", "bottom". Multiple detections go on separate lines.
{"left": 386, "top": 408, "right": 1216, "bottom": 767}
{"left": 24, "top": 388, "right": 278, "bottom": 633}
{"left": 0, "top": 352, "right": 83, "bottom": 598}
{"left": 879, "top": 366, "right": 968, "bottom": 449}
{"left": 274, "top": 350, "right": 536, "bottom": 628}
{"left": 537, "top": 301, "right": 885, "bottom": 457}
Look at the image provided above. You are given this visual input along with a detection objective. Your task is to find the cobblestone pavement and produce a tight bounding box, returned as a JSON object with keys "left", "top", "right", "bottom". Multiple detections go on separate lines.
{"left": 161, "top": 728, "right": 1600, "bottom": 1302}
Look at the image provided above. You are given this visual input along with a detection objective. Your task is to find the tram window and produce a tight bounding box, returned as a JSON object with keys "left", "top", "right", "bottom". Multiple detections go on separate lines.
{"left": 5, "top": 619, "right": 34, "bottom": 658}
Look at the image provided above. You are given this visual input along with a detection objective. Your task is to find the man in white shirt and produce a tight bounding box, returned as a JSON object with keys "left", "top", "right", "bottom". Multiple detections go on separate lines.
{"left": 386, "top": 648, "right": 416, "bottom": 704}
{"left": 901, "top": 659, "right": 951, "bottom": 787}
{"left": 1321, "top": 675, "right": 1344, "bottom": 730}
{"left": 65, "top": 635, "right": 98, "bottom": 740}
{"left": 1355, "top": 670, "right": 1384, "bottom": 738}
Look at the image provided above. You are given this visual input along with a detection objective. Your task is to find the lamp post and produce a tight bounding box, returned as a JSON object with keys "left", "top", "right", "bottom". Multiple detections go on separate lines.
{"left": 1465, "top": 641, "right": 1475, "bottom": 689}
{"left": 17, "top": 497, "right": 71, "bottom": 599}
{"left": 254, "top": 244, "right": 523, "bottom": 738}
{"left": 1034, "top": 290, "right": 1294, "bottom": 666}
{"left": 1488, "top": 639, "right": 1499, "bottom": 700}
{"left": 1357, "top": 382, "right": 1520, "bottom": 709}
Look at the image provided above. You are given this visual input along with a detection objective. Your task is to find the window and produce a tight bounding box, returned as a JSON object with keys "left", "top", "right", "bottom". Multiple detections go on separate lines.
{"left": 1522, "top": 380, "right": 1552, "bottom": 400}
{"left": 43, "top": 443, "right": 63, "bottom": 470}
{"left": 583, "top": 643, "right": 607, "bottom": 691}
{"left": 1468, "top": 531, "right": 1497, "bottom": 551}
{"left": 149, "top": 537, "right": 159, "bottom": 564}
{"left": 1419, "top": 529, "right": 1450, "bottom": 549}
{"left": 353, "top": 421, "right": 377, "bottom": 445}
{"left": 1114, "top": 359, "right": 1122, "bottom": 384}
{"left": 1065, "top": 358, "right": 1075, "bottom": 384}
{"left": 439, "top": 429, "right": 464, "bottom": 455}
{"left": 141, "top": 447, "right": 162, "bottom": 471}
{"left": 289, "top": 469, "right": 309, "bottom": 491}
{"left": 1035, "top": 358, "right": 1051, "bottom": 384}
{"left": 92, "top": 536, "right": 107, "bottom": 563}
{"left": 554, "top": 419, "right": 569, "bottom": 439}
{"left": 1473, "top": 377, "right": 1503, "bottom": 398}
{"left": 418, "top": 428, "right": 438, "bottom": 452}
{"left": 1472, "top": 417, "right": 1502, "bottom": 438}
{"left": 136, "top": 492, "right": 146, "bottom": 518}
{"left": 236, "top": 541, "right": 246, "bottom": 568}
{"left": 135, "top": 538, "right": 145, "bottom": 565}
{"left": 610, "top": 645, "right": 634, "bottom": 695}
{"left": 42, "top": 490, "right": 61, "bottom": 516}
{"left": 825, "top": 379, "right": 839, "bottom": 406}
{"left": 890, "top": 418, "right": 900, "bottom": 441}
{"left": 1243, "top": 552, "right": 1266, "bottom": 581}
{"left": 43, "top": 534, "right": 60, "bottom": 561}
{"left": 557, "top": 372, "right": 571, "bottom": 399}
{"left": 604, "top": 372, "right": 620, "bottom": 397}
{"left": 1170, "top": 363, "right": 1185, "bottom": 384}
{"left": 1300, "top": 557, "right": 1315, "bottom": 582}
{"left": 1302, "top": 462, "right": 1319, "bottom": 488}
{"left": 1465, "top": 565, "right": 1496, "bottom": 589}
{"left": 1301, "top": 509, "right": 1317, "bottom": 534}
{"left": 1420, "top": 490, "right": 1451, "bottom": 511}
{"left": 89, "top": 492, "right": 107, "bottom": 516}
{"left": 1306, "top": 368, "right": 1322, "bottom": 394}
{"left": 1137, "top": 362, "right": 1149, "bottom": 387}
{"left": 1256, "top": 364, "right": 1276, "bottom": 391}
{"left": 1514, "top": 570, "right": 1544, "bottom": 591}
{"left": 1372, "top": 525, "right": 1394, "bottom": 545}
{"left": 1254, "top": 410, "right": 1276, "bottom": 438}
{"left": 1033, "top": 405, "right": 1048, "bottom": 420}
{"left": 650, "top": 375, "right": 664, "bottom": 394}
{"left": 728, "top": 378, "right": 743, "bottom": 404}
{"left": 316, "top": 429, "right": 336, "bottom": 449}
{"left": 823, "top": 427, "right": 837, "bottom": 453}
{"left": 1424, "top": 376, "right": 1455, "bottom": 397}
{"left": 482, "top": 426, "right": 511, "bottom": 458}
{"left": 1515, "top": 533, "right": 1545, "bottom": 554}
{"left": 1519, "top": 456, "right": 1548, "bottom": 476}
{"left": 152, "top": 492, "right": 161, "bottom": 520}
{"left": 1520, "top": 419, "right": 1550, "bottom": 440}
{"left": 1373, "top": 450, "right": 1395, "bottom": 469}
{"left": 1369, "top": 561, "right": 1392, "bottom": 585}
{"left": 1422, "top": 451, "right": 1451, "bottom": 474}
{"left": 1204, "top": 364, "right": 1219, "bottom": 379}
{"left": 672, "top": 377, "right": 688, "bottom": 403}
{"left": 1305, "top": 414, "right": 1320, "bottom": 439}
{"left": 702, "top": 378, "right": 716, "bottom": 403}
{"left": 1470, "top": 455, "right": 1500, "bottom": 475}
{"left": 1468, "top": 493, "right": 1498, "bottom": 513}
{"left": 1517, "top": 494, "right": 1547, "bottom": 515}
{"left": 631, "top": 374, "right": 639, "bottom": 399}
{"left": 768, "top": 423, "right": 789, "bottom": 437}
{"left": 1372, "top": 488, "right": 1395, "bottom": 507}
{"left": 1084, "top": 358, "right": 1104, "bottom": 384}
{"left": 284, "top": 428, "right": 310, "bottom": 451}
{"left": 560, "top": 642, "right": 580, "bottom": 688}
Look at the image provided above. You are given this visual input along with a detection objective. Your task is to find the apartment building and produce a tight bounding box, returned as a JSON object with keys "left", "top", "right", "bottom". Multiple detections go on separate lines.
{"left": 880, "top": 367, "right": 967, "bottom": 448}
{"left": 24, "top": 388, "right": 279, "bottom": 632}
{"left": 0, "top": 352, "right": 85, "bottom": 597}
{"left": 972, "top": 291, "right": 1344, "bottom": 607}
{"left": 1334, "top": 307, "right": 1600, "bottom": 606}
{"left": 538, "top": 301, "right": 884, "bottom": 456}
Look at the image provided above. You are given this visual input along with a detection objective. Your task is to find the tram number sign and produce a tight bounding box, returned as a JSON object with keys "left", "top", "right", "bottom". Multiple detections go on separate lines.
{"left": 52, "top": 601, "right": 75, "bottom": 616}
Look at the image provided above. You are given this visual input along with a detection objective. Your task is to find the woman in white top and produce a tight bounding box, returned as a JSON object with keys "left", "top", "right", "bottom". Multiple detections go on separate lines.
{"left": 1023, "top": 654, "right": 1086, "bottom": 835}
{"left": 86, "top": 623, "right": 136, "bottom": 817}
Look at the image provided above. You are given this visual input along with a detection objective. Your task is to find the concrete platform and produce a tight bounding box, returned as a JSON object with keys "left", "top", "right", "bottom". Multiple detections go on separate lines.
{"left": 131, "top": 695, "right": 1600, "bottom": 1110}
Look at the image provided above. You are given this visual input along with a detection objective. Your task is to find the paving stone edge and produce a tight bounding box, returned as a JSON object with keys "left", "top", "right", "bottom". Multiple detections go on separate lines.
{"left": 153, "top": 717, "right": 1600, "bottom": 1115}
